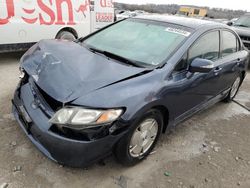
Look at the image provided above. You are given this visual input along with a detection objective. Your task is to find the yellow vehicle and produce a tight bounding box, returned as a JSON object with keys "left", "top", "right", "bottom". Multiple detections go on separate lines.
{"left": 178, "top": 6, "right": 207, "bottom": 17}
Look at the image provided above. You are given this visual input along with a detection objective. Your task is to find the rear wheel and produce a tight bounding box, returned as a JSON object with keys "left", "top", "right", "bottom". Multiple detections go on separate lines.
{"left": 224, "top": 75, "right": 242, "bottom": 102}
{"left": 115, "top": 109, "right": 163, "bottom": 166}
{"left": 56, "top": 31, "right": 76, "bottom": 41}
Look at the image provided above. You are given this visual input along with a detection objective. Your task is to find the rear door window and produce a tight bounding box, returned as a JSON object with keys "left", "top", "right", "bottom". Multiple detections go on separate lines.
{"left": 221, "top": 31, "right": 238, "bottom": 57}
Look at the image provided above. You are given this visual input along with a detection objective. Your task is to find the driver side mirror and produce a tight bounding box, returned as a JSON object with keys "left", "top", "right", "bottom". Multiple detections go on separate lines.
{"left": 189, "top": 58, "right": 214, "bottom": 73}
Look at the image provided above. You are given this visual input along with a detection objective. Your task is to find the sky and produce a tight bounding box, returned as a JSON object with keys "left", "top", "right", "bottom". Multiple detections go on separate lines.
{"left": 115, "top": 0, "right": 250, "bottom": 11}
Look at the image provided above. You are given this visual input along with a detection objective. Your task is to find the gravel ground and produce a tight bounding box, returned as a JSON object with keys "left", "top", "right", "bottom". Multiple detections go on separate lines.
{"left": 0, "top": 52, "right": 250, "bottom": 188}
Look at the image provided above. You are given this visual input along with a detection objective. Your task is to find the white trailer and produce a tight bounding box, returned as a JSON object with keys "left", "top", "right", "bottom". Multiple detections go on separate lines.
{"left": 0, "top": 0, "right": 114, "bottom": 52}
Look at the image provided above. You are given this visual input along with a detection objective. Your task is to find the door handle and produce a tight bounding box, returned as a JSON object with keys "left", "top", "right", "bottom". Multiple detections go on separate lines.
{"left": 214, "top": 67, "right": 222, "bottom": 73}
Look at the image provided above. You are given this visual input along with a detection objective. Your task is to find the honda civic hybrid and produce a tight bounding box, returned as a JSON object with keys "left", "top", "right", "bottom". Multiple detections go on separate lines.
{"left": 13, "top": 15, "right": 249, "bottom": 167}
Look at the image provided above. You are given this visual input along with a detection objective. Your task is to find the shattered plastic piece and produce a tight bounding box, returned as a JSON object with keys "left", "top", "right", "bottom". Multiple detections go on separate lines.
{"left": 13, "top": 165, "right": 22, "bottom": 172}
{"left": 0, "top": 183, "right": 8, "bottom": 188}
{"left": 213, "top": 147, "right": 220, "bottom": 152}
{"left": 164, "top": 171, "right": 171, "bottom": 177}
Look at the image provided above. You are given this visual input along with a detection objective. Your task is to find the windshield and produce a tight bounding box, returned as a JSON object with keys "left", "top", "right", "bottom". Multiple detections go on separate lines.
{"left": 83, "top": 19, "right": 191, "bottom": 67}
{"left": 233, "top": 16, "right": 250, "bottom": 28}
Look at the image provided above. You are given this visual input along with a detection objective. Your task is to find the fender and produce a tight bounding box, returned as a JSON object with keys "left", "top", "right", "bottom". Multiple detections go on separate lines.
{"left": 125, "top": 99, "right": 171, "bottom": 133}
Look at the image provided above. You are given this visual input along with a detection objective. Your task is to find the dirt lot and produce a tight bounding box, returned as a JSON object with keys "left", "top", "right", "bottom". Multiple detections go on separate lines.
{"left": 0, "top": 52, "right": 250, "bottom": 188}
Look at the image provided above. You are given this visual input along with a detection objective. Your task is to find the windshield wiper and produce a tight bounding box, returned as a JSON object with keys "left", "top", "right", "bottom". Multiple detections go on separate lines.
{"left": 88, "top": 47, "right": 144, "bottom": 68}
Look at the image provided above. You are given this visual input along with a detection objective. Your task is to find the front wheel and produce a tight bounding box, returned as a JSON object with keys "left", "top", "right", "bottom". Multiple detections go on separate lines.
{"left": 224, "top": 75, "right": 242, "bottom": 102}
{"left": 114, "top": 109, "right": 163, "bottom": 166}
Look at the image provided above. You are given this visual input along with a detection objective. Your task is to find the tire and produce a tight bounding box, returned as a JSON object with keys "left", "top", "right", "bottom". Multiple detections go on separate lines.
{"left": 56, "top": 31, "right": 76, "bottom": 41}
{"left": 114, "top": 109, "right": 163, "bottom": 166}
{"left": 224, "top": 74, "right": 242, "bottom": 103}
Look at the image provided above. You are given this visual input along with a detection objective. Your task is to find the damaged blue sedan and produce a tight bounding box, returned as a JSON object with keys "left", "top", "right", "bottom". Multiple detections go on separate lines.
{"left": 13, "top": 15, "right": 249, "bottom": 167}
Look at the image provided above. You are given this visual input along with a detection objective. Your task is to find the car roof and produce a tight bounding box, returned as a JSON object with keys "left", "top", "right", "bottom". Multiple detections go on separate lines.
{"left": 135, "top": 15, "right": 225, "bottom": 30}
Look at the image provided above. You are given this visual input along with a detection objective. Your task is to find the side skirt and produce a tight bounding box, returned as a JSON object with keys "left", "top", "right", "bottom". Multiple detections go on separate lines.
{"left": 173, "top": 88, "right": 231, "bottom": 126}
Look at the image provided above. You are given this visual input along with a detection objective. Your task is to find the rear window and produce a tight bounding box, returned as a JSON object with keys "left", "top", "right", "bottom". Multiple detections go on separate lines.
{"left": 83, "top": 19, "right": 192, "bottom": 67}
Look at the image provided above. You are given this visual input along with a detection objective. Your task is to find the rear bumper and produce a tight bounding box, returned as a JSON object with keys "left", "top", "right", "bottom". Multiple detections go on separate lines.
{"left": 12, "top": 83, "right": 124, "bottom": 167}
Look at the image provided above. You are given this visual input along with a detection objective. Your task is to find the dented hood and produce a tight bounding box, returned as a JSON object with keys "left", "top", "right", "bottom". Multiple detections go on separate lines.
{"left": 21, "top": 40, "right": 146, "bottom": 103}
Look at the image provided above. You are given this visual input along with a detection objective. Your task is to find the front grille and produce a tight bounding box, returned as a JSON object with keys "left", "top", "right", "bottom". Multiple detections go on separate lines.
{"left": 240, "top": 35, "right": 250, "bottom": 50}
{"left": 35, "top": 83, "right": 63, "bottom": 111}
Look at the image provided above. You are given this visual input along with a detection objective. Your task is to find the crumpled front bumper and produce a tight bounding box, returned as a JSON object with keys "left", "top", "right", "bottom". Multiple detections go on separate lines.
{"left": 12, "top": 82, "right": 125, "bottom": 167}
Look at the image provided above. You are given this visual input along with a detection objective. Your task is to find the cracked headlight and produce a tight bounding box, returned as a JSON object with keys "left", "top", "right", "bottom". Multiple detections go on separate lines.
{"left": 49, "top": 107, "right": 123, "bottom": 129}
